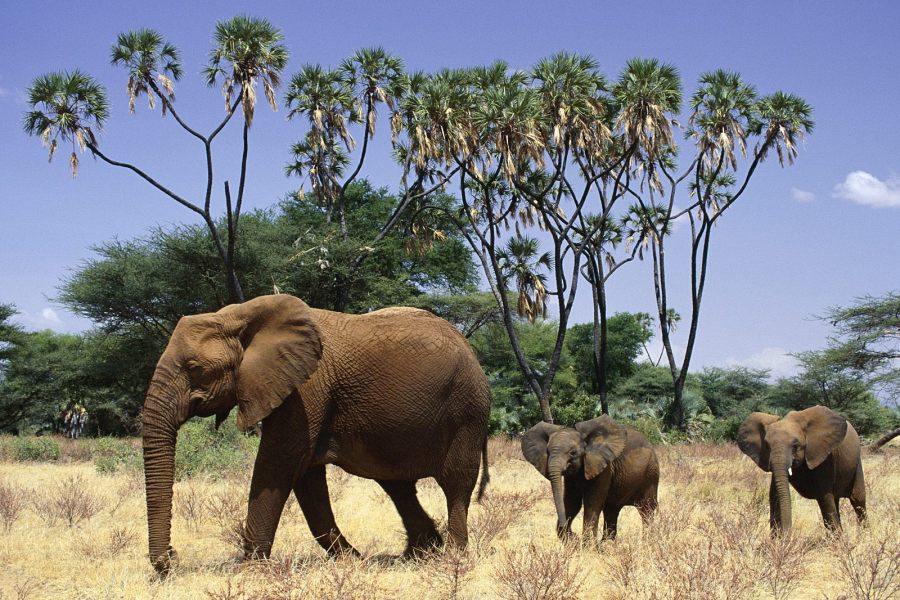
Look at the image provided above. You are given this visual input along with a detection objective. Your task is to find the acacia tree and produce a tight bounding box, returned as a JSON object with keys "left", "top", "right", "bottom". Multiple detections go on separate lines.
{"left": 23, "top": 17, "right": 289, "bottom": 303}
{"left": 624, "top": 70, "right": 814, "bottom": 429}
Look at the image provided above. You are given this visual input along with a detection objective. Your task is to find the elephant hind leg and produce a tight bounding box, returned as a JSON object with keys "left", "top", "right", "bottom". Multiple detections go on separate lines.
{"left": 294, "top": 465, "right": 358, "bottom": 557}
{"left": 377, "top": 479, "right": 442, "bottom": 557}
{"left": 436, "top": 435, "right": 482, "bottom": 549}
{"left": 849, "top": 462, "right": 867, "bottom": 525}
{"left": 636, "top": 490, "right": 658, "bottom": 526}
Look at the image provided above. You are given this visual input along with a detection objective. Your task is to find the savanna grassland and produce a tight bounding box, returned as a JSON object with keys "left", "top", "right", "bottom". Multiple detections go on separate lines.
{"left": 0, "top": 437, "right": 897, "bottom": 600}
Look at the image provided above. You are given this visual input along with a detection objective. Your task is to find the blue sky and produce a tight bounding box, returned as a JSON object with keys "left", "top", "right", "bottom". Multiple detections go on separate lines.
{"left": 1, "top": 1, "right": 898, "bottom": 378}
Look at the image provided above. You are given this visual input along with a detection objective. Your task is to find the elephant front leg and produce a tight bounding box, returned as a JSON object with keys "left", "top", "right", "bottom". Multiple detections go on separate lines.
{"left": 295, "top": 466, "right": 358, "bottom": 557}
{"left": 581, "top": 473, "right": 611, "bottom": 545}
{"left": 817, "top": 493, "right": 842, "bottom": 531}
{"left": 559, "top": 475, "right": 583, "bottom": 540}
{"left": 243, "top": 397, "right": 311, "bottom": 560}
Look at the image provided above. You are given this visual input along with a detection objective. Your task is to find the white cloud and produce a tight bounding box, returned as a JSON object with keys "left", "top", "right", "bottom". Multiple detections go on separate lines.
{"left": 791, "top": 187, "right": 815, "bottom": 203}
{"left": 15, "top": 307, "right": 64, "bottom": 331}
{"left": 40, "top": 308, "right": 62, "bottom": 325}
{"left": 833, "top": 170, "right": 900, "bottom": 208}
{"left": 725, "top": 347, "right": 799, "bottom": 380}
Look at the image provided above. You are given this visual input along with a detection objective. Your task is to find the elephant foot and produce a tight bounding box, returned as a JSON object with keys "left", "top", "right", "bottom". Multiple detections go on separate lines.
{"left": 403, "top": 531, "right": 444, "bottom": 559}
{"left": 242, "top": 537, "right": 273, "bottom": 562}
{"left": 322, "top": 535, "right": 360, "bottom": 559}
{"left": 152, "top": 546, "right": 178, "bottom": 577}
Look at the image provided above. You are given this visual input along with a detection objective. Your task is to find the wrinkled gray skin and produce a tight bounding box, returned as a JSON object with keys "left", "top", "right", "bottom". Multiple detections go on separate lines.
{"left": 142, "top": 294, "right": 490, "bottom": 575}
{"left": 521, "top": 416, "right": 659, "bottom": 543}
{"left": 738, "top": 405, "right": 866, "bottom": 533}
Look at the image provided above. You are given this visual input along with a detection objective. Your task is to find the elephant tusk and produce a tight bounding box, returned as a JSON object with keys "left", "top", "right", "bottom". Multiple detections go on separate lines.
{"left": 788, "top": 467, "right": 792, "bottom": 476}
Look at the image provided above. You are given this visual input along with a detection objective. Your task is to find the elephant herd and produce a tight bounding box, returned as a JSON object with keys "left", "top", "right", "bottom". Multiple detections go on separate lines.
{"left": 141, "top": 294, "right": 867, "bottom": 575}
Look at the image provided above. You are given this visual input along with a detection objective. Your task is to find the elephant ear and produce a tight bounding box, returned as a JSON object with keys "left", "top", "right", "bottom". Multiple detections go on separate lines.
{"left": 796, "top": 406, "right": 848, "bottom": 470}
{"left": 521, "top": 422, "right": 564, "bottom": 477}
{"left": 224, "top": 295, "right": 323, "bottom": 432}
{"left": 737, "top": 412, "right": 780, "bottom": 471}
{"left": 575, "top": 416, "right": 627, "bottom": 480}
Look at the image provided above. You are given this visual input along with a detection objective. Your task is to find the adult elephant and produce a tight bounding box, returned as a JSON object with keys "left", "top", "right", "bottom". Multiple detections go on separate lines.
{"left": 737, "top": 405, "right": 866, "bottom": 533}
{"left": 521, "top": 416, "right": 659, "bottom": 543}
{"left": 142, "top": 294, "right": 490, "bottom": 574}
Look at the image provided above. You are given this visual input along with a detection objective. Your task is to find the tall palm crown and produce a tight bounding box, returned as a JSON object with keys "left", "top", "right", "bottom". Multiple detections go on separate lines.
{"left": 110, "top": 29, "right": 182, "bottom": 114}
{"left": 203, "top": 15, "right": 289, "bottom": 126}
{"left": 285, "top": 64, "right": 358, "bottom": 151}
{"left": 621, "top": 203, "right": 670, "bottom": 259}
{"left": 531, "top": 52, "right": 611, "bottom": 159}
{"left": 400, "top": 69, "right": 477, "bottom": 172}
{"left": 753, "top": 92, "right": 814, "bottom": 166}
{"left": 688, "top": 70, "right": 758, "bottom": 171}
{"left": 497, "top": 236, "right": 553, "bottom": 323}
{"left": 340, "top": 47, "right": 404, "bottom": 139}
{"left": 612, "top": 58, "right": 682, "bottom": 164}
{"left": 23, "top": 71, "right": 109, "bottom": 177}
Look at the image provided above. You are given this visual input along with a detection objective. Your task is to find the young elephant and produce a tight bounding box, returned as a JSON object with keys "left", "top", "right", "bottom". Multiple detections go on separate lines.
{"left": 737, "top": 405, "right": 866, "bottom": 533}
{"left": 522, "top": 416, "right": 659, "bottom": 542}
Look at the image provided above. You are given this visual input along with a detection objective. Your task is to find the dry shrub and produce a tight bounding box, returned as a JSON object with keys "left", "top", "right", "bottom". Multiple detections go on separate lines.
{"left": 756, "top": 533, "right": 814, "bottom": 600}
{"left": 470, "top": 490, "right": 539, "bottom": 552}
{"left": 830, "top": 528, "right": 900, "bottom": 600}
{"left": 494, "top": 542, "right": 583, "bottom": 600}
{"left": 0, "top": 479, "right": 27, "bottom": 533}
{"left": 219, "top": 518, "right": 248, "bottom": 557}
{"left": 77, "top": 526, "right": 136, "bottom": 559}
{"left": 176, "top": 480, "right": 208, "bottom": 530}
{"left": 421, "top": 546, "right": 476, "bottom": 600}
{"left": 206, "top": 576, "right": 254, "bottom": 600}
{"left": 644, "top": 496, "right": 693, "bottom": 540}
{"left": 489, "top": 436, "right": 524, "bottom": 464}
{"left": 108, "top": 475, "right": 143, "bottom": 516}
{"left": 35, "top": 474, "right": 103, "bottom": 527}
{"left": 310, "top": 556, "right": 384, "bottom": 600}
{"left": 326, "top": 465, "right": 350, "bottom": 504}
{"left": 208, "top": 486, "right": 245, "bottom": 530}
{"left": 0, "top": 576, "right": 40, "bottom": 600}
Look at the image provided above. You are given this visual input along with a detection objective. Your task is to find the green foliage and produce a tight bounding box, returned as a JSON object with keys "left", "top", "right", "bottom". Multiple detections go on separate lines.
{"left": 407, "top": 292, "right": 502, "bottom": 338}
{"left": 473, "top": 321, "right": 577, "bottom": 433}
{"left": 551, "top": 392, "right": 598, "bottom": 426}
{"left": 566, "top": 313, "right": 652, "bottom": 393}
{"left": 617, "top": 416, "right": 665, "bottom": 445}
{"left": 91, "top": 437, "right": 142, "bottom": 474}
{"left": 174, "top": 415, "right": 258, "bottom": 480}
{"left": 696, "top": 366, "right": 771, "bottom": 418}
{"left": 10, "top": 436, "right": 61, "bottom": 462}
{"left": 819, "top": 292, "right": 900, "bottom": 401}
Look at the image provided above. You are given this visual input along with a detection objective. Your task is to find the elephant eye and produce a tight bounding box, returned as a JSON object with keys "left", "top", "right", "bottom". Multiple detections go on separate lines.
{"left": 569, "top": 449, "right": 577, "bottom": 456}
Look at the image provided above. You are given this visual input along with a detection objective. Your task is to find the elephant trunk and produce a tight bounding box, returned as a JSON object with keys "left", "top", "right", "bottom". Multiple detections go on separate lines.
{"left": 771, "top": 451, "right": 793, "bottom": 533}
{"left": 548, "top": 461, "right": 568, "bottom": 532}
{"left": 142, "top": 365, "right": 190, "bottom": 575}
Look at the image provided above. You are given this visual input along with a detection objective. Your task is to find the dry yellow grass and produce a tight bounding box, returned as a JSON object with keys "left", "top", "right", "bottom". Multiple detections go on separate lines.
{"left": 0, "top": 439, "right": 897, "bottom": 599}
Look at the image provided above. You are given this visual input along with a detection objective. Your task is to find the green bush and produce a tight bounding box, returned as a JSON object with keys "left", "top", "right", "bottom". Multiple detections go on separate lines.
{"left": 174, "top": 415, "right": 258, "bottom": 480}
{"left": 698, "top": 415, "right": 743, "bottom": 442}
{"left": 11, "top": 436, "right": 61, "bottom": 462}
{"left": 91, "top": 437, "right": 142, "bottom": 474}
{"left": 618, "top": 416, "right": 665, "bottom": 444}
{"left": 552, "top": 392, "right": 598, "bottom": 426}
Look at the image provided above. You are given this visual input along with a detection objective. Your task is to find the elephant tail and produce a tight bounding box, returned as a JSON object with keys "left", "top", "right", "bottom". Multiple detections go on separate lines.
{"left": 476, "top": 434, "right": 490, "bottom": 502}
